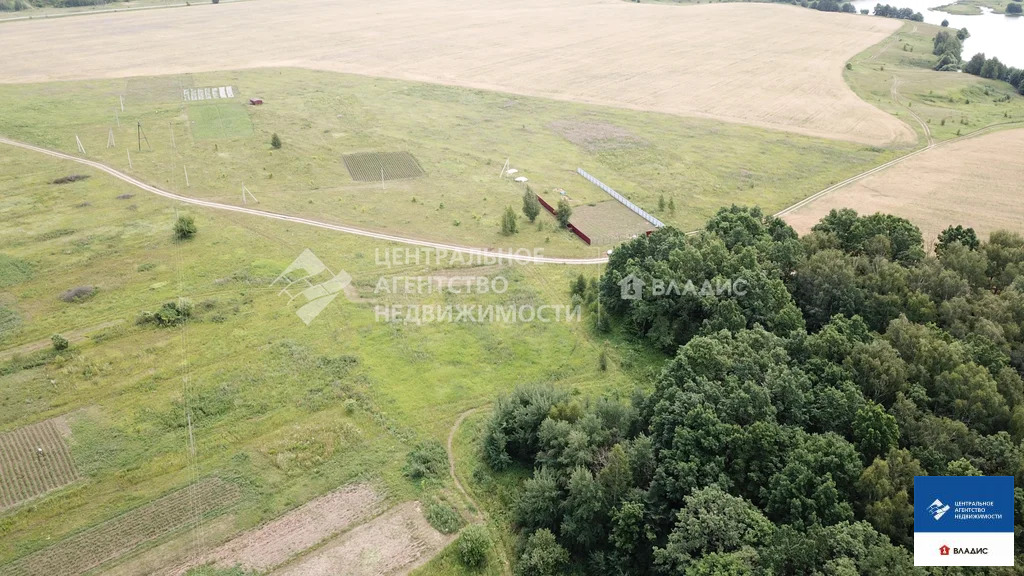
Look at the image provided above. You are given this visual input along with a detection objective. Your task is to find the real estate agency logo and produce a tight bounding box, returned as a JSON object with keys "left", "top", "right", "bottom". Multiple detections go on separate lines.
{"left": 938, "top": 544, "right": 989, "bottom": 557}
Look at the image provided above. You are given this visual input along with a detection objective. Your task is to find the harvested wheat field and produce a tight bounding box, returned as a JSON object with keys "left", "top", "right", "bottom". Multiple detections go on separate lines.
{"left": 173, "top": 483, "right": 384, "bottom": 575}
{"left": 272, "top": 501, "right": 450, "bottom": 576}
{"left": 0, "top": 0, "right": 911, "bottom": 145}
{"left": 783, "top": 129, "right": 1024, "bottom": 244}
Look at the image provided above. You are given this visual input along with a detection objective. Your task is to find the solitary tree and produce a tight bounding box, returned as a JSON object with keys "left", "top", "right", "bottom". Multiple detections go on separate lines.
{"left": 522, "top": 187, "right": 541, "bottom": 223}
{"left": 941, "top": 18, "right": 949, "bottom": 26}
{"left": 1007, "top": 2, "right": 1022, "bottom": 14}
{"left": 270, "top": 133, "right": 282, "bottom": 149}
{"left": 555, "top": 199, "right": 572, "bottom": 227}
{"left": 501, "top": 206, "right": 519, "bottom": 235}
{"left": 658, "top": 195, "right": 666, "bottom": 212}
{"left": 668, "top": 197, "right": 676, "bottom": 215}
{"left": 174, "top": 214, "right": 197, "bottom": 240}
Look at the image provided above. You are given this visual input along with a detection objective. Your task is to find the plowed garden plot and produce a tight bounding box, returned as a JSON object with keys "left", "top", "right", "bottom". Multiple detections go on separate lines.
{"left": 343, "top": 152, "right": 425, "bottom": 182}
{"left": 571, "top": 201, "right": 653, "bottom": 245}
{"left": 0, "top": 417, "right": 79, "bottom": 514}
{"left": 0, "top": 478, "right": 241, "bottom": 576}
{"left": 185, "top": 483, "right": 383, "bottom": 574}
{"left": 273, "top": 501, "right": 449, "bottom": 576}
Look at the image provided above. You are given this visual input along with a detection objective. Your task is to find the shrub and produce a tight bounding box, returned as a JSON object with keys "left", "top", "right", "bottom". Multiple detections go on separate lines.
{"left": 174, "top": 214, "right": 197, "bottom": 239}
{"left": 599, "top": 349, "right": 608, "bottom": 371}
{"left": 403, "top": 440, "right": 447, "bottom": 480}
{"left": 555, "top": 199, "right": 572, "bottom": 227}
{"left": 270, "top": 133, "right": 282, "bottom": 149}
{"left": 51, "top": 174, "right": 90, "bottom": 185}
{"left": 522, "top": 187, "right": 541, "bottom": 223}
{"left": 424, "top": 499, "right": 464, "bottom": 534}
{"left": 139, "top": 299, "right": 194, "bottom": 327}
{"left": 59, "top": 286, "right": 96, "bottom": 303}
{"left": 51, "top": 334, "right": 69, "bottom": 351}
{"left": 501, "top": 206, "right": 519, "bottom": 235}
{"left": 456, "top": 524, "right": 490, "bottom": 568}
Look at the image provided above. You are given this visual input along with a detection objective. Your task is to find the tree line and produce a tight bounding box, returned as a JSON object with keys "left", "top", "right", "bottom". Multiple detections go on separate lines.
{"left": 964, "top": 53, "right": 1024, "bottom": 96}
{"left": 873, "top": 4, "right": 924, "bottom": 21}
{"left": 484, "top": 206, "right": 1024, "bottom": 575}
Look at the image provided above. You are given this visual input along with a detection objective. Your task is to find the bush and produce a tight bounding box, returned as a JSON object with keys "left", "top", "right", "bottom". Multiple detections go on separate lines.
{"left": 456, "top": 524, "right": 490, "bottom": 568}
{"left": 501, "top": 206, "right": 519, "bottom": 235}
{"left": 59, "top": 286, "right": 96, "bottom": 303}
{"left": 403, "top": 440, "right": 447, "bottom": 480}
{"left": 51, "top": 174, "right": 90, "bottom": 185}
{"left": 555, "top": 199, "right": 572, "bottom": 227}
{"left": 424, "top": 499, "right": 464, "bottom": 534}
{"left": 522, "top": 187, "right": 541, "bottom": 223}
{"left": 51, "top": 334, "right": 69, "bottom": 351}
{"left": 270, "top": 133, "right": 282, "bottom": 149}
{"left": 139, "top": 299, "right": 194, "bottom": 327}
{"left": 1007, "top": 2, "right": 1022, "bottom": 14}
{"left": 174, "top": 214, "right": 197, "bottom": 240}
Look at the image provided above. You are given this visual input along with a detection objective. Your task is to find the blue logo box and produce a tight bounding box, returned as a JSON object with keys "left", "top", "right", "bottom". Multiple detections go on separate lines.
{"left": 914, "top": 476, "right": 1014, "bottom": 533}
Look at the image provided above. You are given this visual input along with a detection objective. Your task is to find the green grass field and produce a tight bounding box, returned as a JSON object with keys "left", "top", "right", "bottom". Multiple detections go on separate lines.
{"left": 0, "top": 142, "right": 644, "bottom": 573}
{"left": 933, "top": 0, "right": 1015, "bottom": 14}
{"left": 844, "top": 21, "right": 1024, "bottom": 143}
{"left": 187, "top": 100, "right": 253, "bottom": 141}
{"left": 0, "top": 68, "right": 898, "bottom": 256}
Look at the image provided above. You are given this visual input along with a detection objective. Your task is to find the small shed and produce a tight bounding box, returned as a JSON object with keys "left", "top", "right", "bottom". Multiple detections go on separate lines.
{"left": 249, "top": 98, "right": 264, "bottom": 106}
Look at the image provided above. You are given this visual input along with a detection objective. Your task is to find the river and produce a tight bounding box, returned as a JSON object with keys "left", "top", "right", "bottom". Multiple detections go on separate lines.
{"left": 849, "top": 0, "right": 1024, "bottom": 67}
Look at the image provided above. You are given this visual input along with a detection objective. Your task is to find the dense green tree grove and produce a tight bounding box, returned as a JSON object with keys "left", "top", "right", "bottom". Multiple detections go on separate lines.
{"left": 964, "top": 52, "right": 1024, "bottom": 95}
{"left": 873, "top": 4, "right": 924, "bottom": 21}
{"left": 487, "top": 207, "right": 1024, "bottom": 574}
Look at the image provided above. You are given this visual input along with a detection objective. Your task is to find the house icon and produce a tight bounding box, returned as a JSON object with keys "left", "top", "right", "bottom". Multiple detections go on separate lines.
{"left": 619, "top": 273, "right": 645, "bottom": 300}
{"left": 939, "top": 545, "right": 950, "bottom": 556}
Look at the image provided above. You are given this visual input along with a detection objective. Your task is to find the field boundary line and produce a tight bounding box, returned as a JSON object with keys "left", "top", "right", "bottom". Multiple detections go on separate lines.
{"left": 0, "top": 137, "right": 609, "bottom": 265}
{"left": 0, "top": 0, "right": 249, "bottom": 24}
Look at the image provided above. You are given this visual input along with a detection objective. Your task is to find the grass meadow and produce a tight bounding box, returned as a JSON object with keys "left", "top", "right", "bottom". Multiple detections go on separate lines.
{"left": 0, "top": 143, "right": 651, "bottom": 573}
{"left": 845, "top": 21, "right": 1024, "bottom": 142}
{"left": 0, "top": 68, "right": 898, "bottom": 256}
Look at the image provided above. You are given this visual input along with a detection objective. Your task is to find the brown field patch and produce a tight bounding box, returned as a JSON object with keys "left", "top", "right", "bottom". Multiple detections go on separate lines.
{"left": 0, "top": 478, "right": 240, "bottom": 576}
{"left": 272, "top": 501, "right": 450, "bottom": 576}
{"left": 182, "top": 483, "right": 383, "bottom": 574}
{"left": 0, "top": 0, "right": 910, "bottom": 145}
{"left": 782, "top": 129, "right": 1024, "bottom": 246}
{"left": 0, "top": 416, "right": 79, "bottom": 514}
{"left": 571, "top": 201, "right": 654, "bottom": 245}
{"left": 549, "top": 120, "right": 647, "bottom": 151}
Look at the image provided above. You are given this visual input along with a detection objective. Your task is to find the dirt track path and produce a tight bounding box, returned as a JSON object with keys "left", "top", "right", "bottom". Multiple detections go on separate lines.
{"left": 448, "top": 406, "right": 511, "bottom": 575}
{"left": 0, "top": 319, "right": 122, "bottom": 362}
{"left": 0, "top": 137, "right": 609, "bottom": 266}
{"left": 891, "top": 77, "right": 933, "bottom": 147}
{"left": 3, "top": 122, "right": 1020, "bottom": 260}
